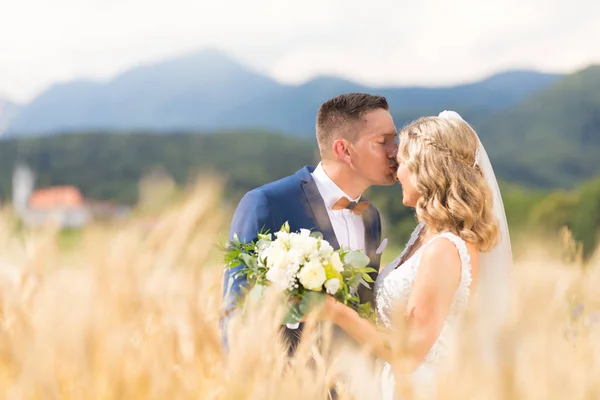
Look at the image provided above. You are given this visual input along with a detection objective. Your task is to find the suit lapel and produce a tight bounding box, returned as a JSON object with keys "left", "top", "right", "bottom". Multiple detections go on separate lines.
{"left": 358, "top": 203, "right": 381, "bottom": 305}
{"left": 362, "top": 204, "right": 379, "bottom": 264}
{"left": 296, "top": 166, "right": 340, "bottom": 249}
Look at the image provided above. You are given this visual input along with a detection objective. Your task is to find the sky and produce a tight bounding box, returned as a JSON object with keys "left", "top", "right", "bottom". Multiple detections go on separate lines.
{"left": 1, "top": 0, "right": 599, "bottom": 103}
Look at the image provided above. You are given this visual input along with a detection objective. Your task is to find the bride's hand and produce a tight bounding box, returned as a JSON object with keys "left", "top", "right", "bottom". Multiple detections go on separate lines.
{"left": 302, "top": 295, "right": 344, "bottom": 324}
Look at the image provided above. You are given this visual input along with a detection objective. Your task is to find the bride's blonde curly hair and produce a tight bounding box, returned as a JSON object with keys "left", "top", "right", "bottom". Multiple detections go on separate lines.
{"left": 398, "top": 116, "right": 500, "bottom": 252}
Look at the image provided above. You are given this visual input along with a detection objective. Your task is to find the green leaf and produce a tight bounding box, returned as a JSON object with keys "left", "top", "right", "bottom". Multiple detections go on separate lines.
{"left": 231, "top": 233, "right": 241, "bottom": 247}
{"left": 283, "top": 303, "right": 304, "bottom": 325}
{"left": 257, "top": 233, "right": 272, "bottom": 242}
{"left": 282, "top": 291, "right": 325, "bottom": 325}
{"left": 299, "top": 291, "right": 325, "bottom": 315}
{"left": 239, "top": 253, "right": 257, "bottom": 269}
{"left": 362, "top": 273, "right": 375, "bottom": 283}
{"left": 258, "top": 225, "right": 271, "bottom": 236}
{"left": 343, "top": 251, "right": 370, "bottom": 269}
{"left": 247, "top": 284, "right": 267, "bottom": 302}
{"left": 310, "top": 231, "right": 323, "bottom": 240}
{"left": 356, "top": 302, "right": 377, "bottom": 324}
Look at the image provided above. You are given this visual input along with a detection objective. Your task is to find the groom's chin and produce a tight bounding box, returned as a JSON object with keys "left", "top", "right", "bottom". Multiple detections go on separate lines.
{"left": 379, "top": 174, "right": 397, "bottom": 186}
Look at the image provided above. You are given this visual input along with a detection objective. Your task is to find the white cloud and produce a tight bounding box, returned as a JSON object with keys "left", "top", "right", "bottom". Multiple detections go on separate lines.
{"left": 268, "top": 0, "right": 600, "bottom": 86}
{"left": 0, "top": 0, "right": 598, "bottom": 102}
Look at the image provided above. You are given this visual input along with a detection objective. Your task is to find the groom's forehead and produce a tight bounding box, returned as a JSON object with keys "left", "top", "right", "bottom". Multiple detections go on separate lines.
{"left": 364, "top": 112, "right": 395, "bottom": 130}
{"left": 363, "top": 125, "right": 397, "bottom": 138}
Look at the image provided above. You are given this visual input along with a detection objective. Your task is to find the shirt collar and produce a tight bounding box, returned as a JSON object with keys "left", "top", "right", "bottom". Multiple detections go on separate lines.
{"left": 311, "top": 162, "right": 362, "bottom": 210}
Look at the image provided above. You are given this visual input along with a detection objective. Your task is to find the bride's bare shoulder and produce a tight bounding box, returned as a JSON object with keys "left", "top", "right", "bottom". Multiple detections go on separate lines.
{"left": 417, "top": 237, "right": 463, "bottom": 288}
{"left": 419, "top": 234, "right": 479, "bottom": 283}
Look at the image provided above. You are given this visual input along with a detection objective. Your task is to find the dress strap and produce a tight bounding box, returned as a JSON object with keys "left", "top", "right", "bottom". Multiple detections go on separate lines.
{"left": 421, "top": 232, "right": 473, "bottom": 292}
{"left": 395, "top": 222, "right": 424, "bottom": 267}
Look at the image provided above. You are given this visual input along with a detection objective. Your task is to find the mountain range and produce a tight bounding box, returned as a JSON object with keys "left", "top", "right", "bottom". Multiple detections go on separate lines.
{"left": 0, "top": 99, "right": 18, "bottom": 136}
{"left": 475, "top": 65, "right": 600, "bottom": 188}
{"left": 3, "top": 49, "right": 561, "bottom": 136}
{"left": 2, "top": 49, "right": 600, "bottom": 189}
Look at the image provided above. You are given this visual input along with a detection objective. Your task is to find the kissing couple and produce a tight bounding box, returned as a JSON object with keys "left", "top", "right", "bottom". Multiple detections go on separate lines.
{"left": 221, "top": 92, "right": 512, "bottom": 399}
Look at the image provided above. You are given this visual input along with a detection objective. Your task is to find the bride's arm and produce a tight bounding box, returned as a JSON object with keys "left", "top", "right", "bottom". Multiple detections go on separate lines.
{"left": 320, "top": 239, "right": 463, "bottom": 370}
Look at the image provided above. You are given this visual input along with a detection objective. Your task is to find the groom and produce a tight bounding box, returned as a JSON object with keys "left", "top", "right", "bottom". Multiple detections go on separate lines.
{"left": 221, "top": 92, "right": 398, "bottom": 352}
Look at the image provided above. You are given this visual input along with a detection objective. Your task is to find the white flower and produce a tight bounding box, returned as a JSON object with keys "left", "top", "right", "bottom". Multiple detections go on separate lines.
{"left": 275, "top": 230, "right": 290, "bottom": 245}
{"left": 256, "top": 235, "right": 272, "bottom": 254}
{"left": 263, "top": 243, "right": 292, "bottom": 290}
{"left": 265, "top": 267, "right": 287, "bottom": 290}
{"left": 286, "top": 247, "right": 305, "bottom": 265}
{"left": 299, "top": 228, "right": 312, "bottom": 237}
{"left": 290, "top": 231, "right": 319, "bottom": 259}
{"left": 264, "top": 244, "right": 287, "bottom": 270}
{"left": 297, "top": 259, "right": 326, "bottom": 291}
{"left": 319, "top": 241, "right": 334, "bottom": 259}
{"left": 329, "top": 252, "right": 344, "bottom": 272}
{"left": 324, "top": 278, "right": 341, "bottom": 295}
{"left": 307, "top": 249, "right": 321, "bottom": 262}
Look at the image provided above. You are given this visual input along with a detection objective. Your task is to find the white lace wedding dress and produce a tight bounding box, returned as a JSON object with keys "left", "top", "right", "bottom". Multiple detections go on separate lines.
{"left": 373, "top": 223, "right": 473, "bottom": 399}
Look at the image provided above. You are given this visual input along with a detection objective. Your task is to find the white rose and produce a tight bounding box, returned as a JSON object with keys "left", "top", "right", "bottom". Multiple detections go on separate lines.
{"left": 265, "top": 267, "right": 287, "bottom": 291}
{"left": 324, "top": 278, "right": 341, "bottom": 295}
{"left": 299, "top": 229, "right": 311, "bottom": 237}
{"left": 274, "top": 230, "right": 290, "bottom": 246}
{"left": 262, "top": 244, "right": 289, "bottom": 290}
{"left": 307, "top": 249, "right": 321, "bottom": 263}
{"left": 256, "top": 238, "right": 272, "bottom": 254}
{"left": 297, "top": 259, "right": 326, "bottom": 291}
{"left": 329, "top": 252, "right": 344, "bottom": 272}
{"left": 286, "top": 248, "right": 304, "bottom": 265}
{"left": 290, "top": 232, "right": 319, "bottom": 259}
{"left": 265, "top": 245, "right": 287, "bottom": 270}
{"left": 319, "top": 241, "right": 334, "bottom": 258}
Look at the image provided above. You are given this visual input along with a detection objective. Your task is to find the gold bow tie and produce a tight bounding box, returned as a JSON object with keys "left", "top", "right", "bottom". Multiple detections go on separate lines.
{"left": 332, "top": 197, "right": 370, "bottom": 215}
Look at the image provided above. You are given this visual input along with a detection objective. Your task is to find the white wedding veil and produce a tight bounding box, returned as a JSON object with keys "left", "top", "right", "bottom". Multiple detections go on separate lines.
{"left": 437, "top": 110, "right": 513, "bottom": 333}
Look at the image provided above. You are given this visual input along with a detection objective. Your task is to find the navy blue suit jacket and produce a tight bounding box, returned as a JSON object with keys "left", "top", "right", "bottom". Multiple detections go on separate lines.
{"left": 221, "top": 166, "right": 382, "bottom": 351}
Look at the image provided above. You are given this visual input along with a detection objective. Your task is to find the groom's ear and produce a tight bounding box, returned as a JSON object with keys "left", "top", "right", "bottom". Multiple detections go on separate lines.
{"left": 332, "top": 138, "right": 352, "bottom": 163}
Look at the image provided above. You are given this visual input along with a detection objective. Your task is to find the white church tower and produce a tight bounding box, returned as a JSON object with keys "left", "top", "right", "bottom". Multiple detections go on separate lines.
{"left": 12, "top": 162, "right": 35, "bottom": 216}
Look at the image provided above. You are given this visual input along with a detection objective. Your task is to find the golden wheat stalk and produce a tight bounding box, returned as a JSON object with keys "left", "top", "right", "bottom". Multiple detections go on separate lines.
{"left": 0, "top": 178, "right": 597, "bottom": 399}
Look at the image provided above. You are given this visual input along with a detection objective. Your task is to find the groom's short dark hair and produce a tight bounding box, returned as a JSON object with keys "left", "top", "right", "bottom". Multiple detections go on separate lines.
{"left": 316, "top": 92, "right": 389, "bottom": 150}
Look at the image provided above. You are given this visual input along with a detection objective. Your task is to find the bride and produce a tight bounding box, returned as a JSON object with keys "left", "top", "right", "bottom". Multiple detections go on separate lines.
{"left": 309, "top": 110, "right": 513, "bottom": 399}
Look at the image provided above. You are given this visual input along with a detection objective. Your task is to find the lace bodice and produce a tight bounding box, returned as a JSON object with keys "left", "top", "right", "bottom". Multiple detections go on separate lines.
{"left": 373, "top": 223, "right": 473, "bottom": 370}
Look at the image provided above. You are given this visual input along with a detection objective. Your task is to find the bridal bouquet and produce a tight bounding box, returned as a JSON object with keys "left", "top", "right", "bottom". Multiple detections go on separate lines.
{"left": 224, "top": 222, "right": 377, "bottom": 328}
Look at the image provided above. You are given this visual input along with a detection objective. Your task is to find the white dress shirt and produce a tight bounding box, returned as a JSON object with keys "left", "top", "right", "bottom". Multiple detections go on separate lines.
{"left": 311, "top": 163, "right": 366, "bottom": 252}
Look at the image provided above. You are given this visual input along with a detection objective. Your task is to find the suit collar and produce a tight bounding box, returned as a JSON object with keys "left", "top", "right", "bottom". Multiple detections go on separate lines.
{"left": 297, "top": 166, "right": 340, "bottom": 249}
{"left": 295, "top": 165, "right": 370, "bottom": 201}
{"left": 296, "top": 165, "right": 378, "bottom": 255}
{"left": 311, "top": 162, "right": 363, "bottom": 209}
{"left": 295, "top": 165, "right": 315, "bottom": 183}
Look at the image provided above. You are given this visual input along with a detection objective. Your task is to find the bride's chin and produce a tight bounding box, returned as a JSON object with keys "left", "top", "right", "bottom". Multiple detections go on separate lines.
{"left": 400, "top": 192, "right": 408, "bottom": 206}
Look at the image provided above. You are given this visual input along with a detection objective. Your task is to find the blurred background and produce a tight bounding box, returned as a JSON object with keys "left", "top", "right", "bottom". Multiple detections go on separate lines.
{"left": 1, "top": 0, "right": 599, "bottom": 261}
{"left": 0, "top": 2, "right": 599, "bottom": 398}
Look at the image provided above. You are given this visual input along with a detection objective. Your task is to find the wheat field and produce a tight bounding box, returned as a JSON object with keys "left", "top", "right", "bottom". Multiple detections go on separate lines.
{"left": 0, "top": 178, "right": 598, "bottom": 399}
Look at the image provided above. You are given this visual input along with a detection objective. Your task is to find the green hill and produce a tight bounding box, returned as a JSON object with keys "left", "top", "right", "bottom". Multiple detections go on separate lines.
{"left": 0, "top": 131, "right": 319, "bottom": 204}
{"left": 474, "top": 65, "right": 600, "bottom": 188}
{"left": 2, "top": 130, "right": 599, "bottom": 258}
